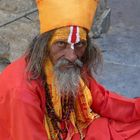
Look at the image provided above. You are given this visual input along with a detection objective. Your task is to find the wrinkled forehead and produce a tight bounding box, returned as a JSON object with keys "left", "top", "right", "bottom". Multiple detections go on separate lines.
{"left": 49, "top": 26, "right": 87, "bottom": 46}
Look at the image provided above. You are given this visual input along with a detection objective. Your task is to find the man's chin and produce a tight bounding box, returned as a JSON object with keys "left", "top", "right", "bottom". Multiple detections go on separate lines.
{"left": 54, "top": 68, "right": 81, "bottom": 96}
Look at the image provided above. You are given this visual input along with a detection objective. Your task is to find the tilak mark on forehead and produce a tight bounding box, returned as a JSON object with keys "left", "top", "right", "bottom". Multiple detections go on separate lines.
{"left": 68, "top": 26, "right": 80, "bottom": 50}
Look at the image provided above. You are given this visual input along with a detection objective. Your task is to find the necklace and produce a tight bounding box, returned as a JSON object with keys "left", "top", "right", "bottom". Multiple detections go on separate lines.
{"left": 44, "top": 82, "right": 75, "bottom": 140}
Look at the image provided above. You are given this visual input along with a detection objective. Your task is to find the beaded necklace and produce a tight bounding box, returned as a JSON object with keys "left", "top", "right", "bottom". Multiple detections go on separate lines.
{"left": 44, "top": 82, "right": 75, "bottom": 140}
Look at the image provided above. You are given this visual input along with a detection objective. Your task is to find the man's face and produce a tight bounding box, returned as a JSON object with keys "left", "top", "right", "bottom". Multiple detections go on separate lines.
{"left": 49, "top": 26, "right": 87, "bottom": 67}
{"left": 47, "top": 26, "right": 87, "bottom": 95}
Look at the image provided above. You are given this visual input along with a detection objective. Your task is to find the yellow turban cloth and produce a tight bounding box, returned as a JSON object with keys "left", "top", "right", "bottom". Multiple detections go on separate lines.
{"left": 36, "top": 0, "right": 99, "bottom": 33}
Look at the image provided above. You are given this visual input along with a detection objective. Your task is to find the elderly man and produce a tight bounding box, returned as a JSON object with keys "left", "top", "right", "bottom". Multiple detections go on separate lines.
{"left": 0, "top": 0, "right": 140, "bottom": 140}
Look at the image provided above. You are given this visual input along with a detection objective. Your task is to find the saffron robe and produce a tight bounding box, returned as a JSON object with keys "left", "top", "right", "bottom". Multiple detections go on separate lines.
{"left": 0, "top": 57, "right": 140, "bottom": 140}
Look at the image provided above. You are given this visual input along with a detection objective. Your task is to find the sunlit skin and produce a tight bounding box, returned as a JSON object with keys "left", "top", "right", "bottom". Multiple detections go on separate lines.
{"left": 49, "top": 39, "right": 87, "bottom": 66}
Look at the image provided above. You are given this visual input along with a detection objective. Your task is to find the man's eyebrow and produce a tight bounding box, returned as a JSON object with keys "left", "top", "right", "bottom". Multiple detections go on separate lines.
{"left": 54, "top": 38, "right": 87, "bottom": 44}
{"left": 80, "top": 39, "right": 87, "bottom": 41}
{"left": 77, "top": 39, "right": 87, "bottom": 42}
{"left": 54, "top": 39, "right": 68, "bottom": 42}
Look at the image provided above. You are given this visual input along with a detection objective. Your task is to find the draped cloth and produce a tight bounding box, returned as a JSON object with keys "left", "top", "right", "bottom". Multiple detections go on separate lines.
{"left": 0, "top": 57, "right": 140, "bottom": 140}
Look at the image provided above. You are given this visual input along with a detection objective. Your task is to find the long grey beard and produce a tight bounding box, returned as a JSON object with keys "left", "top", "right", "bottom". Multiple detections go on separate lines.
{"left": 53, "top": 59, "right": 83, "bottom": 97}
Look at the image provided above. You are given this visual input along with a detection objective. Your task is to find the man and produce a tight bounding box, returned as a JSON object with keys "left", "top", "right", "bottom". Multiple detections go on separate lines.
{"left": 0, "top": 0, "right": 140, "bottom": 140}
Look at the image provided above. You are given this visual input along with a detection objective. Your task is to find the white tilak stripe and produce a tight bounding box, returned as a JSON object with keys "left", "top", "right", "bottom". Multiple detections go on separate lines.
{"left": 67, "top": 26, "right": 73, "bottom": 44}
{"left": 76, "top": 26, "right": 80, "bottom": 43}
{"left": 71, "top": 44, "right": 74, "bottom": 50}
{"left": 67, "top": 26, "right": 74, "bottom": 50}
{"left": 67, "top": 26, "right": 80, "bottom": 50}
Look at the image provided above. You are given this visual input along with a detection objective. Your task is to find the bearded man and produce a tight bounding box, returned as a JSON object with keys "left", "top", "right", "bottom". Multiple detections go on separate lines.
{"left": 0, "top": 0, "right": 140, "bottom": 140}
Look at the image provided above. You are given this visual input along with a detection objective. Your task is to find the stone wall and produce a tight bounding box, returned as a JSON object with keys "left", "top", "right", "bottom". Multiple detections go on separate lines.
{"left": 0, "top": 0, "right": 39, "bottom": 63}
{"left": 0, "top": 0, "right": 110, "bottom": 71}
{"left": 91, "top": 0, "right": 111, "bottom": 38}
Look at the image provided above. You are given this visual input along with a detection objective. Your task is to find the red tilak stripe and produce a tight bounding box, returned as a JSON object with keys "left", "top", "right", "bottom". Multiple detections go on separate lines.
{"left": 71, "top": 26, "right": 77, "bottom": 43}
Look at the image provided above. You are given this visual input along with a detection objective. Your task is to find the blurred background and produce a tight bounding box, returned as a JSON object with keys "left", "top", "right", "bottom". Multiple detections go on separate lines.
{"left": 0, "top": 0, "right": 140, "bottom": 98}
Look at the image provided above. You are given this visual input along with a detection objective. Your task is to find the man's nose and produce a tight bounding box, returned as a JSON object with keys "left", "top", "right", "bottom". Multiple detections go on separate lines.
{"left": 64, "top": 47, "right": 77, "bottom": 63}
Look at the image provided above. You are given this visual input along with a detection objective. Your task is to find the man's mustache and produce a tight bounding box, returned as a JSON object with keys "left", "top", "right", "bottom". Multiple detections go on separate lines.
{"left": 74, "top": 59, "right": 83, "bottom": 68}
{"left": 54, "top": 59, "right": 83, "bottom": 69}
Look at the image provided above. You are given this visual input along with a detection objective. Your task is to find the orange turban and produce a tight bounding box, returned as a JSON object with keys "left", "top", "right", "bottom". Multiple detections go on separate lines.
{"left": 36, "top": 0, "right": 99, "bottom": 33}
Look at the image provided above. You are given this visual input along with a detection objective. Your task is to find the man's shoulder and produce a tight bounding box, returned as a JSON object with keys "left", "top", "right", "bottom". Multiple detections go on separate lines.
{"left": 1, "top": 56, "right": 26, "bottom": 75}
{"left": 0, "top": 56, "right": 45, "bottom": 105}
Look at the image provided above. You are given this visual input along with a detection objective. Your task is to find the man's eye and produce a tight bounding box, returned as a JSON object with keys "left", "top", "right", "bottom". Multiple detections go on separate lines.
{"left": 75, "top": 41, "right": 87, "bottom": 48}
{"left": 56, "top": 41, "right": 67, "bottom": 48}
